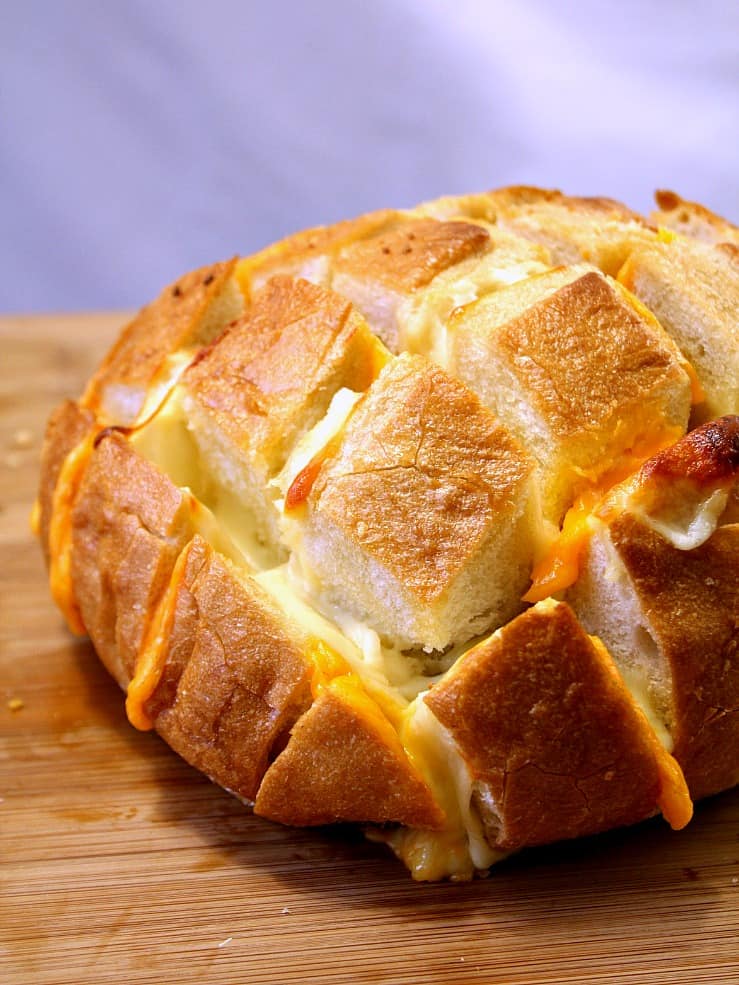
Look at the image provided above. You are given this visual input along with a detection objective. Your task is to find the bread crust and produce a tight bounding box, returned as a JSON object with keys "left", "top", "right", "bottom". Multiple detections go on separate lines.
{"left": 255, "top": 685, "right": 445, "bottom": 829}
{"left": 184, "top": 276, "right": 387, "bottom": 477}
{"left": 70, "top": 431, "right": 198, "bottom": 688}
{"left": 144, "top": 536, "right": 316, "bottom": 802}
{"left": 83, "top": 259, "right": 243, "bottom": 426}
{"left": 289, "top": 353, "right": 537, "bottom": 651}
{"left": 606, "top": 516, "right": 739, "bottom": 800}
{"left": 425, "top": 602, "right": 684, "bottom": 850}
{"left": 37, "top": 399, "right": 96, "bottom": 566}
{"left": 333, "top": 218, "right": 490, "bottom": 292}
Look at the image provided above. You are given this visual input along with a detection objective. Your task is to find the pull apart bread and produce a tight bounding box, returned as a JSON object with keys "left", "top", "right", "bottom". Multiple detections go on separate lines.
{"left": 36, "top": 187, "right": 739, "bottom": 881}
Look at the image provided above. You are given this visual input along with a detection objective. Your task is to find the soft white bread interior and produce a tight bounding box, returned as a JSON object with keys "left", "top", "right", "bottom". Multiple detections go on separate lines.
{"left": 448, "top": 264, "right": 694, "bottom": 522}
{"left": 650, "top": 190, "right": 739, "bottom": 246}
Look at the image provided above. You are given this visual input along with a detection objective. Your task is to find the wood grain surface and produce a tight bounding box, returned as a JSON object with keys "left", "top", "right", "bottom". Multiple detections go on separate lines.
{"left": 1, "top": 312, "right": 737, "bottom": 985}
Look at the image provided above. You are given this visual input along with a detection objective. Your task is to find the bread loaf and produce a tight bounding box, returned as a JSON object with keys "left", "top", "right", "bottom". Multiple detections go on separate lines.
{"left": 37, "top": 187, "right": 739, "bottom": 881}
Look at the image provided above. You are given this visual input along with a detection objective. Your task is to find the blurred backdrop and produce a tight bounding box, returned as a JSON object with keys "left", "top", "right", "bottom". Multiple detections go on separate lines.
{"left": 1, "top": 0, "right": 737, "bottom": 312}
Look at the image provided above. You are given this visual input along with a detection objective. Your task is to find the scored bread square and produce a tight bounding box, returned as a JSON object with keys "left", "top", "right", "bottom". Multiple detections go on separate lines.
{"left": 181, "top": 275, "right": 389, "bottom": 552}
{"left": 484, "top": 186, "right": 658, "bottom": 276}
{"left": 618, "top": 237, "right": 739, "bottom": 419}
{"left": 235, "top": 208, "right": 399, "bottom": 300}
{"left": 331, "top": 216, "right": 549, "bottom": 352}
{"left": 82, "top": 259, "right": 245, "bottom": 427}
{"left": 566, "top": 414, "right": 739, "bottom": 802}
{"left": 424, "top": 600, "right": 689, "bottom": 851}
{"left": 70, "top": 431, "right": 200, "bottom": 689}
{"left": 284, "top": 353, "right": 539, "bottom": 653}
{"left": 143, "top": 536, "right": 316, "bottom": 804}
{"left": 650, "top": 190, "right": 739, "bottom": 246}
{"left": 448, "top": 265, "right": 694, "bottom": 522}
{"left": 569, "top": 515, "right": 739, "bottom": 802}
{"left": 255, "top": 681, "right": 444, "bottom": 829}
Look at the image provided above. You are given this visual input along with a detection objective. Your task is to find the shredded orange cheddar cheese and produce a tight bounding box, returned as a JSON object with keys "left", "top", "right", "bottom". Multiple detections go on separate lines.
{"left": 524, "top": 428, "right": 683, "bottom": 603}
{"left": 125, "top": 543, "right": 192, "bottom": 730}
{"left": 48, "top": 432, "right": 98, "bottom": 636}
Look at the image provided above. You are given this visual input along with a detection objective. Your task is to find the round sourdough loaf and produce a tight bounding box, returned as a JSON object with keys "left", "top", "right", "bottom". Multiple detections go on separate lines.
{"left": 37, "top": 187, "right": 739, "bottom": 881}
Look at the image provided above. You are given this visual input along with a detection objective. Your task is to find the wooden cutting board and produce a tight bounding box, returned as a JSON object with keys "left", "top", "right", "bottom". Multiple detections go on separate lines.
{"left": 1, "top": 312, "right": 737, "bottom": 985}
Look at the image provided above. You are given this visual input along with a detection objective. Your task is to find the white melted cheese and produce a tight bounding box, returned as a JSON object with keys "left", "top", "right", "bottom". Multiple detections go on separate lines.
{"left": 632, "top": 486, "right": 730, "bottom": 551}
{"left": 274, "top": 387, "right": 362, "bottom": 498}
{"left": 386, "top": 698, "right": 506, "bottom": 881}
{"left": 398, "top": 256, "right": 547, "bottom": 365}
{"left": 620, "top": 667, "right": 673, "bottom": 752}
{"left": 130, "top": 385, "right": 274, "bottom": 570}
{"left": 134, "top": 349, "right": 196, "bottom": 427}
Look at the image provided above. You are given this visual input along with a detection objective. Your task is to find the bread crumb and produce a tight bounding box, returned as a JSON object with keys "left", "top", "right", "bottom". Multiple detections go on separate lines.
{"left": 281, "top": 906, "right": 291, "bottom": 915}
{"left": 217, "top": 937, "right": 233, "bottom": 948}
{"left": 13, "top": 428, "right": 33, "bottom": 449}
{"left": 7, "top": 698, "right": 24, "bottom": 712}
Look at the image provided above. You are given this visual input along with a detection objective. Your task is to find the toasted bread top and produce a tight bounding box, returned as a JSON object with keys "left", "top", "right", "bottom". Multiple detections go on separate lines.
{"left": 184, "top": 276, "right": 387, "bottom": 473}
{"left": 333, "top": 218, "right": 491, "bottom": 292}
{"left": 302, "top": 354, "right": 534, "bottom": 603}
{"left": 425, "top": 601, "right": 691, "bottom": 849}
{"left": 237, "top": 208, "right": 399, "bottom": 296}
{"left": 451, "top": 266, "right": 690, "bottom": 442}
{"left": 83, "top": 260, "right": 243, "bottom": 425}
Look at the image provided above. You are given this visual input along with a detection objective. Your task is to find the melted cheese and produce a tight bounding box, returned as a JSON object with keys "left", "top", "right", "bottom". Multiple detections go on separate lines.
{"left": 632, "top": 486, "right": 730, "bottom": 551}
{"left": 130, "top": 386, "right": 274, "bottom": 570}
{"left": 134, "top": 350, "right": 197, "bottom": 426}
{"left": 126, "top": 543, "right": 191, "bottom": 730}
{"left": 48, "top": 431, "right": 97, "bottom": 636}
{"left": 398, "top": 255, "right": 547, "bottom": 365}
{"left": 588, "top": 635, "right": 691, "bottom": 829}
{"left": 387, "top": 698, "right": 506, "bottom": 881}
{"left": 278, "top": 388, "right": 362, "bottom": 508}
{"left": 523, "top": 428, "right": 683, "bottom": 602}
{"left": 29, "top": 498, "right": 41, "bottom": 536}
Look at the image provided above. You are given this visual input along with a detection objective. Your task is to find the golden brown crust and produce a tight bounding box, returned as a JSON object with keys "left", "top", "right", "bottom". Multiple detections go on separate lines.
{"left": 607, "top": 517, "right": 739, "bottom": 800}
{"left": 37, "top": 400, "right": 96, "bottom": 566}
{"left": 255, "top": 686, "right": 445, "bottom": 829}
{"left": 70, "top": 431, "right": 197, "bottom": 687}
{"left": 184, "top": 276, "right": 387, "bottom": 474}
{"left": 83, "top": 259, "right": 242, "bottom": 426}
{"left": 638, "top": 415, "right": 739, "bottom": 487}
{"left": 425, "top": 602, "right": 675, "bottom": 850}
{"left": 332, "top": 218, "right": 490, "bottom": 292}
{"left": 308, "top": 354, "right": 532, "bottom": 604}
{"left": 145, "top": 537, "right": 315, "bottom": 803}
